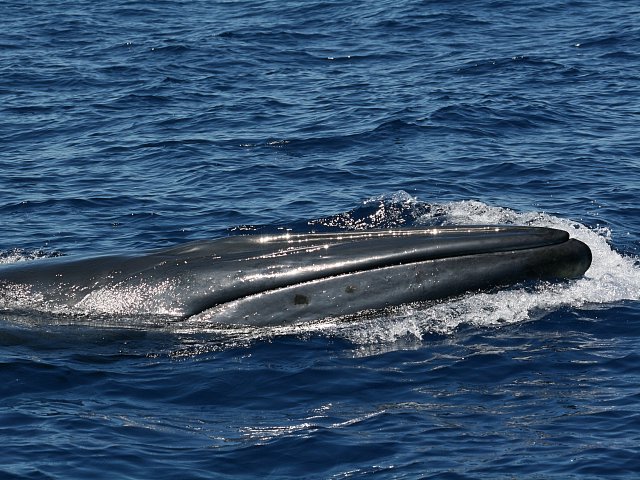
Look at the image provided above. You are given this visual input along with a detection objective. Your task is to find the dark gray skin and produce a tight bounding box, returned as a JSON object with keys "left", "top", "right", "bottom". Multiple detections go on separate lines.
{"left": 0, "top": 226, "right": 592, "bottom": 326}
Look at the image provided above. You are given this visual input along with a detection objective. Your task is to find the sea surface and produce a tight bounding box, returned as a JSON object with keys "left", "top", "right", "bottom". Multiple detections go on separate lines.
{"left": 1, "top": 0, "right": 640, "bottom": 478}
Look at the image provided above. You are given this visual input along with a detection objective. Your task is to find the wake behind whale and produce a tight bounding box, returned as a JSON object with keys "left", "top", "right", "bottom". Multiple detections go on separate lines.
{"left": 0, "top": 225, "right": 591, "bottom": 327}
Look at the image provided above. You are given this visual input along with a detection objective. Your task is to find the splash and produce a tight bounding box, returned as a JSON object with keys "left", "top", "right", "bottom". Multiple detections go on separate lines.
{"left": 0, "top": 248, "right": 61, "bottom": 265}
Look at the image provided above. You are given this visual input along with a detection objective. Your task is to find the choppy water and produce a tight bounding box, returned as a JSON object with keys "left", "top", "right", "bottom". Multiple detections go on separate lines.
{"left": 2, "top": 1, "right": 640, "bottom": 478}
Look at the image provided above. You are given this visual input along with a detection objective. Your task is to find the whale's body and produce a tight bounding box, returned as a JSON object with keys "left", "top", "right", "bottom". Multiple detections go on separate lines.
{"left": 0, "top": 226, "right": 591, "bottom": 326}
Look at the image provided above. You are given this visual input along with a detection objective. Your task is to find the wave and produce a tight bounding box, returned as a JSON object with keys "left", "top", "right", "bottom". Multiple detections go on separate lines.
{"left": 455, "top": 55, "right": 567, "bottom": 76}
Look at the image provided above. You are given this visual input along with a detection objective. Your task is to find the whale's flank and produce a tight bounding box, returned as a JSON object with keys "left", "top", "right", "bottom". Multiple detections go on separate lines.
{"left": 0, "top": 226, "right": 592, "bottom": 325}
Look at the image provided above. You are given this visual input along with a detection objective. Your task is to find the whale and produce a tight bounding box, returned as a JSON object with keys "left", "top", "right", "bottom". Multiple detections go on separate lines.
{"left": 0, "top": 226, "right": 591, "bottom": 326}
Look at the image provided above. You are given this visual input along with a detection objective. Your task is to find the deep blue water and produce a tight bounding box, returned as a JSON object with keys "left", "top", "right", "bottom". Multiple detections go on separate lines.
{"left": 2, "top": 0, "right": 640, "bottom": 478}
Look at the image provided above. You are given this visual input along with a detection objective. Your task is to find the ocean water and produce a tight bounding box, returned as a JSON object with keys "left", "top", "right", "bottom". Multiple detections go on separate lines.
{"left": 1, "top": 0, "right": 640, "bottom": 478}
